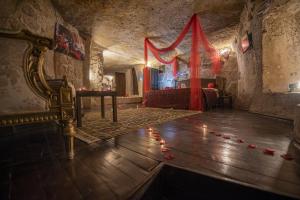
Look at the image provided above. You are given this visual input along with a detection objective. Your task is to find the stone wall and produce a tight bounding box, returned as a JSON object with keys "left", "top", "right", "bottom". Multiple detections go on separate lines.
{"left": 89, "top": 41, "right": 105, "bottom": 108}
{"left": 54, "top": 53, "right": 84, "bottom": 88}
{"left": 262, "top": 0, "right": 300, "bottom": 93}
{"left": 235, "top": 0, "right": 300, "bottom": 119}
{"left": 0, "top": 0, "right": 87, "bottom": 114}
{"left": 90, "top": 41, "right": 104, "bottom": 90}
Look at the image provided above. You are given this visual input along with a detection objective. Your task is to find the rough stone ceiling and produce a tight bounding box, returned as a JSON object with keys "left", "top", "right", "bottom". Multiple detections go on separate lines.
{"left": 52, "top": 0, "right": 245, "bottom": 68}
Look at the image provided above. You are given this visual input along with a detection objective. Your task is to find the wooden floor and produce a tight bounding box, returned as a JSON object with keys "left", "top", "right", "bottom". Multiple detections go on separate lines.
{"left": 1, "top": 109, "right": 300, "bottom": 199}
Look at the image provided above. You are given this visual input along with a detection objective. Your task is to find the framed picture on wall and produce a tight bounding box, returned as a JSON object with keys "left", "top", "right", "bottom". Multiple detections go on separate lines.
{"left": 54, "top": 23, "right": 85, "bottom": 60}
{"left": 241, "top": 32, "right": 253, "bottom": 53}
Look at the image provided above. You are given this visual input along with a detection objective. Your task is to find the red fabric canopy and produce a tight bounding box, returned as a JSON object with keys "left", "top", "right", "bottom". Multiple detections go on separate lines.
{"left": 143, "top": 14, "right": 221, "bottom": 110}
{"left": 143, "top": 67, "right": 150, "bottom": 93}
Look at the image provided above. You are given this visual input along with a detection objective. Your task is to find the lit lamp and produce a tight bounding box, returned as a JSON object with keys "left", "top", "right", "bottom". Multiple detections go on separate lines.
{"left": 219, "top": 47, "right": 231, "bottom": 60}
{"left": 202, "top": 124, "right": 208, "bottom": 135}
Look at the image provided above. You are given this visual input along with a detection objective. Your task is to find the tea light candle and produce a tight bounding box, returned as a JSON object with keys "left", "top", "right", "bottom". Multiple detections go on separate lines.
{"left": 148, "top": 128, "right": 153, "bottom": 132}
{"left": 161, "top": 146, "right": 170, "bottom": 152}
{"left": 202, "top": 124, "right": 208, "bottom": 128}
{"left": 160, "top": 139, "right": 165, "bottom": 145}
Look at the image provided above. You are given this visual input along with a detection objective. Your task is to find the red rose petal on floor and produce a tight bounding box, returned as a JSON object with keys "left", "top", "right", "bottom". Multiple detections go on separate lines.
{"left": 215, "top": 133, "right": 222, "bottom": 137}
{"left": 223, "top": 135, "right": 230, "bottom": 139}
{"left": 248, "top": 144, "right": 256, "bottom": 149}
{"left": 263, "top": 148, "right": 275, "bottom": 155}
{"left": 164, "top": 153, "right": 175, "bottom": 160}
{"left": 209, "top": 131, "right": 215, "bottom": 134}
{"left": 281, "top": 154, "right": 294, "bottom": 161}
{"left": 237, "top": 139, "right": 244, "bottom": 143}
{"left": 155, "top": 137, "right": 161, "bottom": 141}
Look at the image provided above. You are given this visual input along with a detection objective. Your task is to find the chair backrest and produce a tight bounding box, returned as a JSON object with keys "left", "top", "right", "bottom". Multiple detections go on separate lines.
{"left": 0, "top": 30, "right": 74, "bottom": 127}
{"left": 216, "top": 76, "right": 226, "bottom": 96}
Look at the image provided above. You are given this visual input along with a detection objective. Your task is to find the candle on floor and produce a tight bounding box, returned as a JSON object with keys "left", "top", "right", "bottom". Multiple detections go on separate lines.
{"left": 161, "top": 146, "right": 170, "bottom": 152}
{"left": 148, "top": 128, "right": 153, "bottom": 132}
{"left": 202, "top": 124, "right": 208, "bottom": 128}
{"left": 160, "top": 139, "right": 165, "bottom": 145}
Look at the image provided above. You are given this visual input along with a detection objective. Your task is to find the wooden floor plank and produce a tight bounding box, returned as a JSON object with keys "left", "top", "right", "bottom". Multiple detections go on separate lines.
{"left": 1, "top": 109, "right": 300, "bottom": 199}
{"left": 115, "top": 122, "right": 300, "bottom": 185}
{"left": 60, "top": 158, "right": 118, "bottom": 200}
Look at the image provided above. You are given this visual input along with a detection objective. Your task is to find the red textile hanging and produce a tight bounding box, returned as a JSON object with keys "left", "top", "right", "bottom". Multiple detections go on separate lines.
{"left": 173, "top": 58, "right": 178, "bottom": 77}
{"left": 143, "top": 14, "right": 220, "bottom": 111}
{"left": 145, "top": 38, "right": 177, "bottom": 65}
{"left": 197, "top": 17, "right": 221, "bottom": 74}
{"left": 189, "top": 16, "right": 202, "bottom": 110}
{"left": 143, "top": 67, "right": 150, "bottom": 93}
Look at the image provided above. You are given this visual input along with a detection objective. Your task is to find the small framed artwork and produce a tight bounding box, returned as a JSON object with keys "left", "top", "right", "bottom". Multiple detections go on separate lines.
{"left": 54, "top": 23, "right": 85, "bottom": 60}
{"left": 241, "top": 32, "right": 253, "bottom": 53}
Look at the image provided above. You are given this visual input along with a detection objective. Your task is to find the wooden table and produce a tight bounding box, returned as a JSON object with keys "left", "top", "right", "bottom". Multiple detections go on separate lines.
{"left": 76, "top": 90, "right": 117, "bottom": 127}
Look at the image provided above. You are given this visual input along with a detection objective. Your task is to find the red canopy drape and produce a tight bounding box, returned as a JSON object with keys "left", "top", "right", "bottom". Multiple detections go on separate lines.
{"left": 143, "top": 67, "right": 150, "bottom": 93}
{"left": 143, "top": 14, "right": 221, "bottom": 111}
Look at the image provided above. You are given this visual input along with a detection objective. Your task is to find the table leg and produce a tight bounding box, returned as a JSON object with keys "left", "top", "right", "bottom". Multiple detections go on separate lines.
{"left": 112, "top": 95, "right": 117, "bottom": 122}
{"left": 101, "top": 96, "right": 105, "bottom": 118}
{"left": 76, "top": 95, "right": 82, "bottom": 127}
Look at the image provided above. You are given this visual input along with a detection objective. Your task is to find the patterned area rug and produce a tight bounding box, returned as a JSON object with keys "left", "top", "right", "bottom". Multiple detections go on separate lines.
{"left": 75, "top": 108, "right": 200, "bottom": 143}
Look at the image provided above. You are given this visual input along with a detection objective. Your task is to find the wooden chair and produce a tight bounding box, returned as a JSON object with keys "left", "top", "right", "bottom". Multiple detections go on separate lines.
{"left": 216, "top": 76, "right": 232, "bottom": 108}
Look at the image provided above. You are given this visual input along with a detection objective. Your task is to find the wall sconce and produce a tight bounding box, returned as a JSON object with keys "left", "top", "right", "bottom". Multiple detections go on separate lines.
{"left": 219, "top": 47, "right": 231, "bottom": 60}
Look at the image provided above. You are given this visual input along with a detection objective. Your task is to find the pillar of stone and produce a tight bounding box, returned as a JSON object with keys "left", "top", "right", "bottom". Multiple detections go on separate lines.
{"left": 294, "top": 104, "right": 300, "bottom": 147}
{"left": 90, "top": 42, "right": 105, "bottom": 108}
{"left": 82, "top": 36, "right": 92, "bottom": 109}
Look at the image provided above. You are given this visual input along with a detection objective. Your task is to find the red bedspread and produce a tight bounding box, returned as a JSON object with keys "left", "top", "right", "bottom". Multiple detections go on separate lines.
{"left": 144, "top": 88, "right": 218, "bottom": 110}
